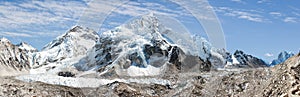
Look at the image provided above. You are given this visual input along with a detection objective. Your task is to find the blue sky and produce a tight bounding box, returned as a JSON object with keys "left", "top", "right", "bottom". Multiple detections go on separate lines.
{"left": 0, "top": 0, "right": 299, "bottom": 62}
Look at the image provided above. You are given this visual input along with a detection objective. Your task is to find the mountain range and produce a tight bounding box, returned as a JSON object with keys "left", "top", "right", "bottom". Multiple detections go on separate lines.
{"left": 0, "top": 15, "right": 276, "bottom": 76}
{"left": 0, "top": 14, "right": 298, "bottom": 96}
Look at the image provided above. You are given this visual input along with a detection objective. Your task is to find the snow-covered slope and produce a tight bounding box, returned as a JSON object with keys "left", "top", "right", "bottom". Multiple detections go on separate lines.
{"left": 0, "top": 38, "right": 31, "bottom": 76}
{"left": 30, "top": 26, "right": 99, "bottom": 73}
{"left": 270, "top": 51, "right": 294, "bottom": 66}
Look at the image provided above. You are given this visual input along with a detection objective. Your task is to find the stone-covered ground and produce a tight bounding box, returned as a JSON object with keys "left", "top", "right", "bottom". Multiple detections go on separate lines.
{"left": 1, "top": 54, "right": 299, "bottom": 97}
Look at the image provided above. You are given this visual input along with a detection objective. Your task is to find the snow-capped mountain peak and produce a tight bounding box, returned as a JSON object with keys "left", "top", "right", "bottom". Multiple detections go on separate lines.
{"left": 17, "top": 42, "right": 38, "bottom": 52}
{"left": 74, "top": 14, "right": 270, "bottom": 77}
{"left": 42, "top": 25, "right": 99, "bottom": 51}
{"left": 0, "top": 38, "right": 31, "bottom": 76}
{"left": 225, "top": 50, "right": 267, "bottom": 68}
{"left": 31, "top": 25, "right": 100, "bottom": 70}
{"left": 74, "top": 14, "right": 216, "bottom": 76}
{"left": 78, "top": 15, "right": 172, "bottom": 72}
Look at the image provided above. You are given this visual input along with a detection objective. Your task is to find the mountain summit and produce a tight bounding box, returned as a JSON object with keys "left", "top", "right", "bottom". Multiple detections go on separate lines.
{"left": 270, "top": 51, "right": 294, "bottom": 66}
{"left": 30, "top": 26, "right": 99, "bottom": 73}
{"left": 0, "top": 37, "right": 32, "bottom": 76}
{"left": 17, "top": 42, "right": 38, "bottom": 52}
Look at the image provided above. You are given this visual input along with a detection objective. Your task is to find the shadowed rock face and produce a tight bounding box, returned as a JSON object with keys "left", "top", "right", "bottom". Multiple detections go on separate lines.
{"left": 167, "top": 46, "right": 211, "bottom": 73}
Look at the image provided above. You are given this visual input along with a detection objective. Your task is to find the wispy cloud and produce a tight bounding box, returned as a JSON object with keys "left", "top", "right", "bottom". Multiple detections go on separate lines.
{"left": 78, "top": 0, "right": 207, "bottom": 32}
{"left": 0, "top": 32, "right": 32, "bottom": 37}
{"left": 0, "top": 1, "right": 86, "bottom": 37}
{"left": 257, "top": 0, "right": 270, "bottom": 4}
{"left": 230, "top": 0, "right": 246, "bottom": 4}
{"left": 292, "top": 12, "right": 300, "bottom": 17}
{"left": 283, "top": 17, "right": 298, "bottom": 23}
{"left": 231, "top": 0, "right": 242, "bottom": 2}
{"left": 269, "top": 12, "right": 283, "bottom": 17}
{"left": 238, "top": 15, "right": 264, "bottom": 22}
{"left": 264, "top": 53, "right": 274, "bottom": 57}
{"left": 215, "top": 7, "right": 267, "bottom": 22}
{"left": 85, "top": 1, "right": 193, "bottom": 19}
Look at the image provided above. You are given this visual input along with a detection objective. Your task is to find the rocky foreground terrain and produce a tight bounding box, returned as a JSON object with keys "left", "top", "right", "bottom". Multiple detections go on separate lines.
{"left": 0, "top": 76, "right": 85, "bottom": 96}
{"left": 0, "top": 53, "right": 299, "bottom": 97}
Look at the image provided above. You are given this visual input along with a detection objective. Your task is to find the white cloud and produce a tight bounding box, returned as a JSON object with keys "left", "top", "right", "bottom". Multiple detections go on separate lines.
{"left": 257, "top": 0, "right": 270, "bottom": 4}
{"left": 0, "top": 0, "right": 214, "bottom": 38}
{"left": 0, "top": 1, "right": 86, "bottom": 37}
{"left": 238, "top": 15, "right": 263, "bottom": 22}
{"left": 264, "top": 53, "right": 274, "bottom": 57}
{"left": 283, "top": 17, "right": 297, "bottom": 23}
{"left": 0, "top": 32, "right": 32, "bottom": 37}
{"left": 230, "top": 0, "right": 245, "bottom": 4}
{"left": 231, "top": 0, "right": 242, "bottom": 2}
{"left": 215, "top": 7, "right": 267, "bottom": 22}
{"left": 0, "top": 1, "right": 86, "bottom": 25}
{"left": 78, "top": 0, "right": 206, "bottom": 31}
{"left": 110, "top": 1, "right": 192, "bottom": 18}
{"left": 269, "top": 12, "right": 283, "bottom": 17}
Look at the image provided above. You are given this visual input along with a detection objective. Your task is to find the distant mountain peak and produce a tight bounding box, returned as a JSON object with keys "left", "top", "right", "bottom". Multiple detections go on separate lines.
{"left": 270, "top": 51, "right": 294, "bottom": 66}
{"left": 123, "top": 14, "right": 160, "bottom": 31}
{"left": 278, "top": 51, "right": 294, "bottom": 59}
{"left": 42, "top": 25, "right": 99, "bottom": 51}
{"left": 225, "top": 50, "right": 268, "bottom": 68}
{"left": 17, "top": 42, "right": 38, "bottom": 52}
{"left": 32, "top": 25, "right": 100, "bottom": 68}
{"left": 68, "top": 25, "right": 94, "bottom": 34}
